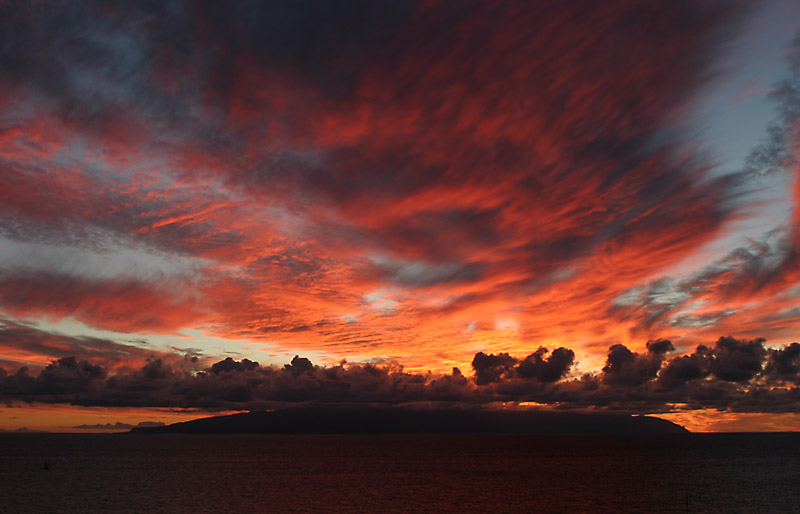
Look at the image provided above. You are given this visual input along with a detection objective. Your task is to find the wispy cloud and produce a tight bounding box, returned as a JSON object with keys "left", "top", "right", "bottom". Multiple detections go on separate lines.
{"left": 1, "top": 1, "right": 799, "bottom": 430}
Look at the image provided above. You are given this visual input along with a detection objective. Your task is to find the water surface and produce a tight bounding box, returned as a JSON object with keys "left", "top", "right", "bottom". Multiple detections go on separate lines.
{"left": 1, "top": 433, "right": 797, "bottom": 513}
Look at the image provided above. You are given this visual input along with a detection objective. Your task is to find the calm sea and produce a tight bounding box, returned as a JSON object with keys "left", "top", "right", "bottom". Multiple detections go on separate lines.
{"left": 0, "top": 433, "right": 797, "bottom": 513}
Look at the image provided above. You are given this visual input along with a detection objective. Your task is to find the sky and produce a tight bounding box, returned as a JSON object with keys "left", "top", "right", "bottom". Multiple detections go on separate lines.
{"left": 2, "top": 0, "right": 800, "bottom": 433}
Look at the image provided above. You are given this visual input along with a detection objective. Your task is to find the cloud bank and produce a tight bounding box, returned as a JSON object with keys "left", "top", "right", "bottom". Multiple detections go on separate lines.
{"left": 3, "top": 336, "right": 798, "bottom": 415}
{"left": 0, "top": 2, "right": 799, "bottom": 428}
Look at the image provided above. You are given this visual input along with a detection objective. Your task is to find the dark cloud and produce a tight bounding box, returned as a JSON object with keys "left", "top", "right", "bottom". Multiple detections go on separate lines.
{"left": 659, "top": 348, "right": 712, "bottom": 385}
{"left": 2, "top": 356, "right": 106, "bottom": 398}
{"left": 765, "top": 342, "right": 800, "bottom": 382}
{"left": 138, "top": 358, "right": 174, "bottom": 380}
{"left": 516, "top": 348, "right": 575, "bottom": 383}
{"left": 2, "top": 338, "right": 798, "bottom": 415}
{"left": 708, "top": 336, "right": 767, "bottom": 382}
{"left": 1, "top": 355, "right": 474, "bottom": 408}
{"left": 646, "top": 339, "right": 674, "bottom": 355}
{"left": 282, "top": 355, "right": 313, "bottom": 377}
{"left": 471, "top": 347, "right": 574, "bottom": 388}
{"left": 601, "top": 342, "right": 671, "bottom": 387}
{"left": 210, "top": 357, "right": 260, "bottom": 374}
{"left": 0, "top": 0, "right": 213, "bottom": 136}
{"left": 471, "top": 352, "right": 517, "bottom": 386}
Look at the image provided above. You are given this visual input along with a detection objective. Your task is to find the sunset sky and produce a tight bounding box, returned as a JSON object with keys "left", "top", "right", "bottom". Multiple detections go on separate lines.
{"left": 2, "top": 0, "right": 800, "bottom": 433}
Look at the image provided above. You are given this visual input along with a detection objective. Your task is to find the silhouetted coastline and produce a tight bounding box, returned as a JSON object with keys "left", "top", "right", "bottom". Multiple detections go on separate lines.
{"left": 129, "top": 405, "right": 689, "bottom": 434}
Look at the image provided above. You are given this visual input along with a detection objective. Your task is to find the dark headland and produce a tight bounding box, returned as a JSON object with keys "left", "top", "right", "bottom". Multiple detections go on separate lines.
{"left": 129, "top": 406, "right": 689, "bottom": 434}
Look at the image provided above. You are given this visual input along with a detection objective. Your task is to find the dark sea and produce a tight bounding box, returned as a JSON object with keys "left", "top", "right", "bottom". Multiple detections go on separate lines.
{"left": 1, "top": 433, "right": 797, "bottom": 513}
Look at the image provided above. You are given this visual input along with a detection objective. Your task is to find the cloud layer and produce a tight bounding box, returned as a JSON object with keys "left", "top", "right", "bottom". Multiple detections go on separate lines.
{"left": 3, "top": 336, "right": 798, "bottom": 416}
{"left": 0, "top": 0, "right": 799, "bottom": 431}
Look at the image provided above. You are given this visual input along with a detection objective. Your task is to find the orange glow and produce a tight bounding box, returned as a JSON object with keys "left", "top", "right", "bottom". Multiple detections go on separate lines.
{"left": 0, "top": 403, "right": 244, "bottom": 433}
{"left": 660, "top": 409, "right": 800, "bottom": 433}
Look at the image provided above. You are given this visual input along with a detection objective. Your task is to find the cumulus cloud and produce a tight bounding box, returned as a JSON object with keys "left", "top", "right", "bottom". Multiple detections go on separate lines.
{"left": 284, "top": 355, "right": 314, "bottom": 376}
{"left": 765, "top": 342, "right": 800, "bottom": 382}
{"left": 2, "top": 337, "right": 798, "bottom": 415}
{"left": 516, "top": 347, "right": 575, "bottom": 383}
{"left": 708, "top": 336, "right": 767, "bottom": 382}
{"left": 210, "top": 357, "right": 259, "bottom": 374}
{"left": 471, "top": 347, "right": 574, "bottom": 386}
{"left": 15, "top": 356, "right": 106, "bottom": 396}
{"left": 659, "top": 350, "right": 712, "bottom": 386}
{"left": 471, "top": 352, "right": 517, "bottom": 386}
{"left": 601, "top": 341, "right": 672, "bottom": 387}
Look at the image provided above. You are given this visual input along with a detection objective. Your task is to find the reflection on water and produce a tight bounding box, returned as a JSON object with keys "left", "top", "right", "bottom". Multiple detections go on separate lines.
{"left": 1, "top": 433, "right": 798, "bottom": 513}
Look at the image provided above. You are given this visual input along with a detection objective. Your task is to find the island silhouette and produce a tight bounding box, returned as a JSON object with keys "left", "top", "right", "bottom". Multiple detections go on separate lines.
{"left": 129, "top": 405, "right": 689, "bottom": 434}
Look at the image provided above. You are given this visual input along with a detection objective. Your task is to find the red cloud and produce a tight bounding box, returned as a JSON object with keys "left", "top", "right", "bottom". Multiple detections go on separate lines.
{"left": 4, "top": 0, "right": 798, "bottom": 381}
{"left": 0, "top": 272, "right": 207, "bottom": 334}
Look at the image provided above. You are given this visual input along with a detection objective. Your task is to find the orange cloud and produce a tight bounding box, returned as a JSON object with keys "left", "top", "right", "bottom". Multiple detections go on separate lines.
{"left": 1, "top": 1, "right": 799, "bottom": 430}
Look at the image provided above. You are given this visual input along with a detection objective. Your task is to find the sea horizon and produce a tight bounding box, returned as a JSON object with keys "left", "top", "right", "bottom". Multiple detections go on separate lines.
{"left": 2, "top": 432, "right": 798, "bottom": 513}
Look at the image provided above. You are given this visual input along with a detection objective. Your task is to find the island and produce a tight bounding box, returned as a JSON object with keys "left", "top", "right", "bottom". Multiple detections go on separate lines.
{"left": 129, "top": 405, "right": 689, "bottom": 434}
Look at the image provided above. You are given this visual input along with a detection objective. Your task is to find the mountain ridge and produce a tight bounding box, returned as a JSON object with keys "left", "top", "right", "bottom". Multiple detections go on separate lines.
{"left": 129, "top": 406, "right": 689, "bottom": 434}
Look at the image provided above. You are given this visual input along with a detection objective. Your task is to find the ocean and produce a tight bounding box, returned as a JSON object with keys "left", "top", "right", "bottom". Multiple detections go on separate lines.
{"left": 1, "top": 433, "right": 797, "bottom": 513}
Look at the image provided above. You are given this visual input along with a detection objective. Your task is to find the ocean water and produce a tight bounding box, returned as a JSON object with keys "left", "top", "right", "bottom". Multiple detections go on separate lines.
{"left": 0, "top": 433, "right": 797, "bottom": 513}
